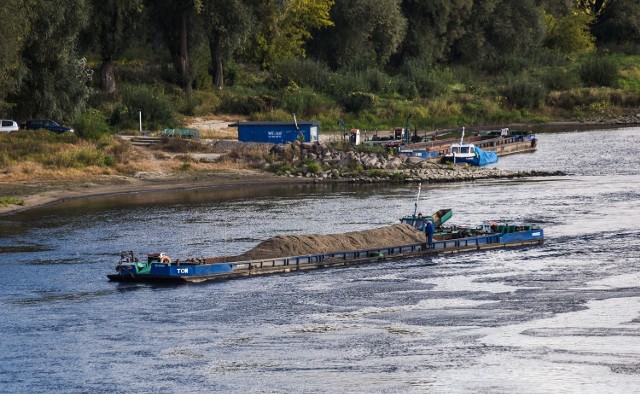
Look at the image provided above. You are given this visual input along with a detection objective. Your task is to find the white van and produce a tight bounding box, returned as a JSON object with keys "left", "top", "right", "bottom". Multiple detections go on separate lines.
{"left": 0, "top": 120, "right": 19, "bottom": 132}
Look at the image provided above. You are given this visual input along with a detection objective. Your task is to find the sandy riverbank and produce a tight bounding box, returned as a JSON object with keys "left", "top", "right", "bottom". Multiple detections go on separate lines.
{"left": 0, "top": 170, "right": 315, "bottom": 217}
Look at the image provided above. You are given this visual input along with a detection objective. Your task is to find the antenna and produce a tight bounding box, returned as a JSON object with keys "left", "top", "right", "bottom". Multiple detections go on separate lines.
{"left": 293, "top": 113, "right": 299, "bottom": 130}
{"left": 413, "top": 182, "right": 422, "bottom": 217}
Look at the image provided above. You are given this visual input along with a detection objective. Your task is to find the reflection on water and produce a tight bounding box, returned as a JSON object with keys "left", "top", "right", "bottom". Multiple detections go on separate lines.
{"left": 1, "top": 127, "right": 640, "bottom": 392}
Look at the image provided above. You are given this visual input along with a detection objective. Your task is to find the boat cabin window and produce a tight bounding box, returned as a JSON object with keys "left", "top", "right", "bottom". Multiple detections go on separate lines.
{"left": 451, "top": 146, "right": 460, "bottom": 153}
{"left": 460, "top": 146, "right": 471, "bottom": 154}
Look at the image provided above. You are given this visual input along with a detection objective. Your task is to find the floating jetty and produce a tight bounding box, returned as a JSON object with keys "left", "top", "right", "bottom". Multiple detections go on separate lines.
{"left": 107, "top": 210, "right": 544, "bottom": 284}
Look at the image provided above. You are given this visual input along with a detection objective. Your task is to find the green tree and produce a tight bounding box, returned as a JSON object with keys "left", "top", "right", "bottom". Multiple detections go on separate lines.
{"left": 396, "top": 0, "right": 473, "bottom": 66}
{"left": 8, "top": 0, "right": 91, "bottom": 121}
{"left": 199, "top": 0, "right": 254, "bottom": 89}
{"left": 576, "top": 0, "right": 610, "bottom": 16}
{"left": 310, "top": 0, "right": 406, "bottom": 69}
{"left": 543, "top": 9, "right": 595, "bottom": 53}
{"left": 0, "top": 0, "right": 29, "bottom": 115}
{"left": 453, "top": 0, "right": 544, "bottom": 66}
{"left": 592, "top": 0, "right": 640, "bottom": 45}
{"left": 149, "top": 0, "right": 198, "bottom": 94}
{"left": 537, "top": 0, "right": 574, "bottom": 16}
{"left": 253, "top": 0, "right": 334, "bottom": 68}
{"left": 86, "top": 0, "right": 144, "bottom": 93}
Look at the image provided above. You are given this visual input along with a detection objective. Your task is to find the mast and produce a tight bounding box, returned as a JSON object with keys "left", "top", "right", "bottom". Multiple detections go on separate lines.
{"left": 413, "top": 182, "right": 422, "bottom": 217}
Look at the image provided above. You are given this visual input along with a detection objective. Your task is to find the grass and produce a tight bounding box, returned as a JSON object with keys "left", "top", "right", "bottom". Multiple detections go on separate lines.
{"left": 0, "top": 197, "right": 24, "bottom": 207}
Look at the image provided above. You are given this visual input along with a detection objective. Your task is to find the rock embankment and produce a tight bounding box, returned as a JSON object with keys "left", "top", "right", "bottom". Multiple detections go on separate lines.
{"left": 254, "top": 141, "right": 564, "bottom": 182}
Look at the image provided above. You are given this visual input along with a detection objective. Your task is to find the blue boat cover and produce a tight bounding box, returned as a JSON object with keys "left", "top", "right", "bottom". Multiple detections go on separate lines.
{"left": 473, "top": 146, "right": 498, "bottom": 166}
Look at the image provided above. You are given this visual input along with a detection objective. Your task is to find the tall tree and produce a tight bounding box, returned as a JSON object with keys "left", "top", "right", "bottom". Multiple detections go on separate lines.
{"left": 536, "top": 0, "right": 574, "bottom": 16}
{"left": 199, "top": 0, "right": 253, "bottom": 89}
{"left": 543, "top": 9, "right": 595, "bottom": 53}
{"left": 8, "top": 0, "right": 91, "bottom": 121}
{"left": 591, "top": 0, "right": 640, "bottom": 45}
{"left": 253, "top": 0, "right": 334, "bottom": 68}
{"left": 150, "top": 0, "right": 198, "bottom": 94}
{"left": 576, "top": 0, "right": 610, "bottom": 16}
{"left": 309, "top": 0, "right": 406, "bottom": 69}
{"left": 395, "top": 0, "right": 473, "bottom": 66}
{"left": 0, "top": 0, "right": 29, "bottom": 115}
{"left": 87, "top": 0, "right": 144, "bottom": 93}
{"left": 452, "top": 0, "right": 544, "bottom": 65}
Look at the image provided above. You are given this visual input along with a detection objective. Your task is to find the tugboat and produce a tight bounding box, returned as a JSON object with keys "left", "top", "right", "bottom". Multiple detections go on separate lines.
{"left": 442, "top": 127, "right": 498, "bottom": 166}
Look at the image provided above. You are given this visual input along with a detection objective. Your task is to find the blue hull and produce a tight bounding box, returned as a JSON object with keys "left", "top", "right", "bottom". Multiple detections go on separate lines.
{"left": 110, "top": 261, "right": 235, "bottom": 283}
{"left": 443, "top": 146, "right": 498, "bottom": 166}
{"left": 108, "top": 229, "right": 544, "bottom": 284}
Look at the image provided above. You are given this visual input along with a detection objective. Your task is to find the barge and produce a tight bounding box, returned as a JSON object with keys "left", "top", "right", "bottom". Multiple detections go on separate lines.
{"left": 107, "top": 210, "right": 544, "bottom": 284}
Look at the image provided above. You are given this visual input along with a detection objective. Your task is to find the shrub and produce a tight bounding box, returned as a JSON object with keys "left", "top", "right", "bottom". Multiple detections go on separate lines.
{"left": 401, "top": 60, "right": 450, "bottom": 97}
{"left": 341, "top": 92, "right": 376, "bottom": 113}
{"left": 218, "top": 93, "right": 272, "bottom": 115}
{"left": 546, "top": 88, "right": 610, "bottom": 110}
{"left": 481, "top": 55, "right": 531, "bottom": 75}
{"left": 305, "top": 161, "right": 322, "bottom": 174}
{"left": 579, "top": 56, "right": 619, "bottom": 87}
{"left": 120, "top": 85, "right": 177, "bottom": 129}
{"left": 355, "top": 143, "right": 385, "bottom": 155}
{"left": 501, "top": 76, "right": 546, "bottom": 109}
{"left": 270, "top": 58, "right": 333, "bottom": 91}
{"left": 281, "top": 87, "right": 332, "bottom": 117}
{"left": 540, "top": 68, "right": 579, "bottom": 91}
{"left": 0, "top": 197, "right": 25, "bottom": 207}
{"left": 75, "top": 108, "right": 111, "bottom": 141}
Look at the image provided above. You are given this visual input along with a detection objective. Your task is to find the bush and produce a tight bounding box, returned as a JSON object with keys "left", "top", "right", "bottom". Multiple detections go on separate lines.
{"left": 546, "top": 88, "right": 609, "bottom": 110}
{"left": 75, "top": 108, "right": 111, "bottom": 141}
{"left": 341, "top": 92, "right": 376, "bottom": 113}
{"left": 481, "top": 55, "right": 531, "bottom": 75}
{"left": 579, "top": 56, "right": 619, "bottom": 87}
{"left": 540, "top": 68, "right": 579, "bottom": 91}
{"left": 270, "top": 58, "right": 333, "bottom": 91}
{"left": 501, "top": 76, "right": 546, "bottom": 109}
{"left": 218, "top": 93, "right": 272, "bottom": 115}
{"left": 120, "top": 85, "right": 177, "bottom": 129}
{"left": 401, "top": 60, "right": 450, "bottom": 97}
{"left": 281, "top": 87, "right": 332, "bottom": 117}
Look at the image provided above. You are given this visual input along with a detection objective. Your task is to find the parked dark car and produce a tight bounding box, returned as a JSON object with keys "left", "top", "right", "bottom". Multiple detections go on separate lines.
{"left": 23, "top": 119, "right": 74, "bottom": 134}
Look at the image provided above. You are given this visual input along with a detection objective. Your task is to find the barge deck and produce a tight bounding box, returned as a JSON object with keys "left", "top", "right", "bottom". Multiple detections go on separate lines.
{"left": 108, "top": 227, "right": 544, "bottom": 284}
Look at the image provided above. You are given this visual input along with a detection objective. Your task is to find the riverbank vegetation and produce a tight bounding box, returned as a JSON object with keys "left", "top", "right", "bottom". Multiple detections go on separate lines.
{"left": 2, "top": 1, "right": 640, "bottom": 135}
{"left": 1, "top": 0, "right": 640, "bottom": 188}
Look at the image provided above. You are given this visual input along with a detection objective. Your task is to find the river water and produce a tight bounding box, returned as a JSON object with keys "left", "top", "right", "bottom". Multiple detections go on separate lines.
{"left": 1, "top": 127, "right": 640, "bottom": 393}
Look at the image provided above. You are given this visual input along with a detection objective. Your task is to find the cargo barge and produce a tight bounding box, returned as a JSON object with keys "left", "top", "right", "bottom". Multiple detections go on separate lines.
{"left": 107, "top": 210, "right": 544, "bottom": 284}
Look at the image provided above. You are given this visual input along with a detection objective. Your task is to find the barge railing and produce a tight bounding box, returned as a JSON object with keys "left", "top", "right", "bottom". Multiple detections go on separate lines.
{"left": 225, "top": 233, "right": 509, "bottom": 272}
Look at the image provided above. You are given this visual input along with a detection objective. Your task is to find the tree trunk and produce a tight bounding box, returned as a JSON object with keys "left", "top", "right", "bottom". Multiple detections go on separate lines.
{"left": 178, "top": 12, "right": 192, "bottom": 94}
{"left": 209, "top": 38, "right": 224, "bottom": 90}
{"left": 100, "top": 59, "right": 116, "bottom": 93}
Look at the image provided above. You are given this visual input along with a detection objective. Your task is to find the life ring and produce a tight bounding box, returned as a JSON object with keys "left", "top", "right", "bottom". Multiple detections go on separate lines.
{"left": 160, "top": 255, "right": 171, "bottom": 264}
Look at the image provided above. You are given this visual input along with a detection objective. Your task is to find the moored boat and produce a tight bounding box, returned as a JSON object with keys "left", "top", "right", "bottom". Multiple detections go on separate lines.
{"left": 440, "top": 127, "right": 499, "bottom": 166}
{"left": 441, "top": 142, "right": 499, "bottom": 166}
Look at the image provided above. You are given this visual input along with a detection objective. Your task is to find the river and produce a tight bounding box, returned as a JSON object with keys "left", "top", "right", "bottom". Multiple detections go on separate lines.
{"left": 1, "top": 127, "right": 639, "bottom": 393}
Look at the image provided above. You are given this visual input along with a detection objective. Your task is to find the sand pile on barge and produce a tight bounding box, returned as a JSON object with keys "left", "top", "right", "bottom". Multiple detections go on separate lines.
{"left": 232, "top": 224, "right": 425, "bottom": 261}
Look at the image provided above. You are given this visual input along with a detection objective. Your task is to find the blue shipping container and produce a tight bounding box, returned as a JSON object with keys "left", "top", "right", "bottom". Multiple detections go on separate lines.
{"left": 229, "top": 121, "right": 320, "bottom": 143}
